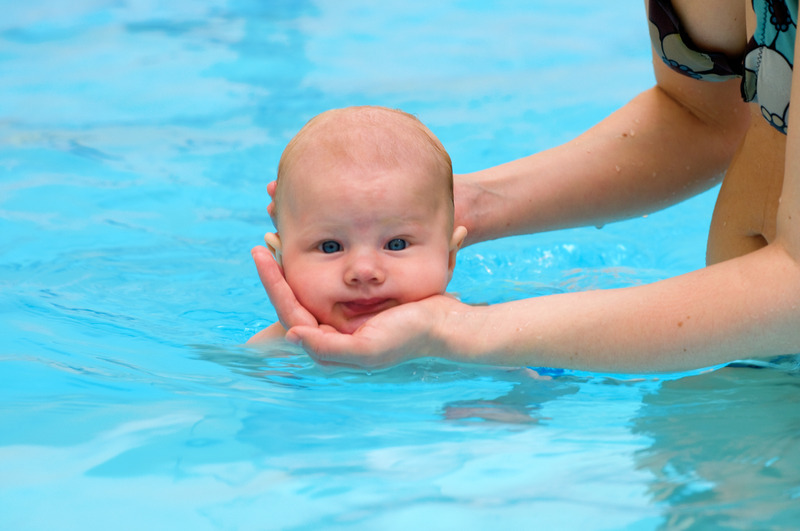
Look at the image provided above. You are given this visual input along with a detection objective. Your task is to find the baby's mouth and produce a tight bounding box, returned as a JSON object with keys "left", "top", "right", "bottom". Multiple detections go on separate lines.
{"left": 341, "top": 298, "right": 393, "bottom": 317}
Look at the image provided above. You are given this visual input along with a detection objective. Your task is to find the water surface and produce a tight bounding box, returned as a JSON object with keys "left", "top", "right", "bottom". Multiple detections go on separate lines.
{"left": 2, "top": 1, "right": 799, "bottom": 529}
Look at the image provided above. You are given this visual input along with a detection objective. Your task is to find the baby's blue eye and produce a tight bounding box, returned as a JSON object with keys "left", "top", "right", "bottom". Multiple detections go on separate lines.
{"left": 320, "top": 241, "right": 342, "bottom": 253}
{"left": 386, "top": 238, "right": 408, "bottom": 251}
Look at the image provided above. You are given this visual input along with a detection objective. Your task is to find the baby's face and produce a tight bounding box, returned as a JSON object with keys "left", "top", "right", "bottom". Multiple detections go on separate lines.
{"left": 274, "top": 153, "right": 463, "bottom": 334}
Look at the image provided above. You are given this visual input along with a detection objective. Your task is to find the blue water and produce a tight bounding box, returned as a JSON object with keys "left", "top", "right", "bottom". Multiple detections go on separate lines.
{"left": 3, "top": 1, "right": 800, "bottom": 529}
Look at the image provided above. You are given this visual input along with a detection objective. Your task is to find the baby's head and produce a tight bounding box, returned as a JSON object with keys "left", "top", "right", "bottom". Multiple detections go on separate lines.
{"left": 266, "top": 106, "right": 467, "bottom": 334}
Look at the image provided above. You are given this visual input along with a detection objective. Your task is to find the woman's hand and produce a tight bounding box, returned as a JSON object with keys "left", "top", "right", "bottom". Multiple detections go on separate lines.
{"left": 251, "top": 245, "right": 318, "bottom": 330}
{"left": 453, "top": 174, "right": 485, "bottom": 246}
{"left": 285, "top": 294, "right": 469, "bottom": 370}
{"left": 252, "top": 243, "right": 468, "bottom": 368}
{"left": 266, "top": 180, "right": 278, "bottom": 219}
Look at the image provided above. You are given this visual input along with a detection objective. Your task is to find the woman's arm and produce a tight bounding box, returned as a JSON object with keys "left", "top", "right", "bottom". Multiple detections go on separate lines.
{"left": 443, "top": 51, "right": 800, "bottom": 370}
{"left": 290, "top": 243, "right": 800, "bottom": 372}
{"left": 457, "top": 1, "right": 750, "bottom": 244}
{"left": 439, "top": 245, "right": 800, "bottom": 372}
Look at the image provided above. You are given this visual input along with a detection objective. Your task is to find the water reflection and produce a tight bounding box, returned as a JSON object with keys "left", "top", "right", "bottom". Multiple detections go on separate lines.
{"left": 632, "top": 361, "right": 800, "bottom": 528}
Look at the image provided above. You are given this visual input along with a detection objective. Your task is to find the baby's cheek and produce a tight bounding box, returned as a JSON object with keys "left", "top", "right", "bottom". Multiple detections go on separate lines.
{"left": 399, "top": 267, "right": 450, "bottom": 301}
{"left": 285, "top": 278, "right": 321, "bottom": 314}
{"left": 295, "top": 291, "right": 327, "bottom": 320}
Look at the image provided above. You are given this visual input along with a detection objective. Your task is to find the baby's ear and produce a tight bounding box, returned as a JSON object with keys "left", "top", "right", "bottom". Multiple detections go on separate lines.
{"left": 447, "top": 225, "right": 468, "bottom": 275}
{"left": 264, "top": 232, "right": 283, "bottom": 266}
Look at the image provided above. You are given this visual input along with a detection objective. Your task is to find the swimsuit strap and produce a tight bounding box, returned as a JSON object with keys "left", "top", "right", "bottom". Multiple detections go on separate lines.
{"left": 742, "top": 0, "right": 797, "bottom": 133}
{"left": 648, "top": 0, "right": 742, "bottom": 81}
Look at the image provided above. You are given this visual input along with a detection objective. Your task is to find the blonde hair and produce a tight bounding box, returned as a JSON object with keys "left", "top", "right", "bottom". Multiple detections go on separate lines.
{"left": 272, "top": 106, "right": 453, "bottom": 226}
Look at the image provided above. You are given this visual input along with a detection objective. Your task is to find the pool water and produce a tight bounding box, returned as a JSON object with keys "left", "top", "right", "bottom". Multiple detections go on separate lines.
{"left": 2, "top": 1, "right": 800, "bottom": 529}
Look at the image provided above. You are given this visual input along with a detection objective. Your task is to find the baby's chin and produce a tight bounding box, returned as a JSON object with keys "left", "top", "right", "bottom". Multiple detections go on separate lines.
{"left": 328, "top": 313, "right": 377, "bottom": 335}
{"left": 320, "top": 299, "right": 402, "bottom": 334}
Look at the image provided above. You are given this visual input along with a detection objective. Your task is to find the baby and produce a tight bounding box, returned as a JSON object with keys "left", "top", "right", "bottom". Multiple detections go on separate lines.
{"left": 248, "top": 106, "right": 467, "bottom": 342}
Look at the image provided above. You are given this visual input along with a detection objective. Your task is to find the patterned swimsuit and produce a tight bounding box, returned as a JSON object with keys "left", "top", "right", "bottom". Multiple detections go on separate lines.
{"left": 648, "top": 0, "right": 797, "bottom": 134}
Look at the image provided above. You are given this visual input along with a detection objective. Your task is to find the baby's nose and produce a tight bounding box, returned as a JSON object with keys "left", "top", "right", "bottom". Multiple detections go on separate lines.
{"left": 345, "top": 252, "right": 385, "bottom": 285}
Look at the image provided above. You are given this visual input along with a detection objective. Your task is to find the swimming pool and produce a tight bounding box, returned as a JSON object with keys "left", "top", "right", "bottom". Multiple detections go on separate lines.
{"left": 2, "top": 0, "right": 800, "bottom": 529}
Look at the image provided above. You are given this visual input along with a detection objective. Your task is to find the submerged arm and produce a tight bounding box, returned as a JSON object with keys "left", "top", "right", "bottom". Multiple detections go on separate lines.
{"left": 441, "top": 245, "right": 800, "bottom": 372}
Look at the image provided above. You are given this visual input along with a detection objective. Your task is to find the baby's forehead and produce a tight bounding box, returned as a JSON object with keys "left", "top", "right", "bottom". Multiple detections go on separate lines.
{"left": 287, "top": 118, "right": 444, "bottom": 178}
{"left": 274, "top": 107, "right": 453, "bottom": 226}
{"left": 306, "top": 110, "right": 426, "bottom": 151}
{"left": 285, "top": 152, "right": 448, "bottom": 195}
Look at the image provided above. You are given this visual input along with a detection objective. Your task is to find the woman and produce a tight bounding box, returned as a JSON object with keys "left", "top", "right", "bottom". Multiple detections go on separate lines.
{"left": 253, "top": 0, "right": 800, "bottom": 372}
